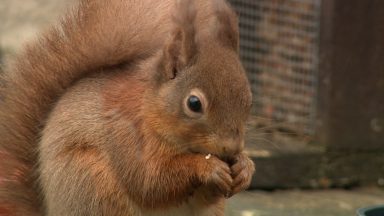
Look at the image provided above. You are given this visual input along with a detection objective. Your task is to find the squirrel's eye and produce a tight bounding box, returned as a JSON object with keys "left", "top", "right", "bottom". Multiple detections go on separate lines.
{"left": 187, "top": 95, "right": 202, "bottom": 113}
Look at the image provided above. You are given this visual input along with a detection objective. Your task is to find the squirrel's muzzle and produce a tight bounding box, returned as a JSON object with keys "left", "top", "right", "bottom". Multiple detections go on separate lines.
{"left": 220, "top": 137, "right": 244, "bottom": 158}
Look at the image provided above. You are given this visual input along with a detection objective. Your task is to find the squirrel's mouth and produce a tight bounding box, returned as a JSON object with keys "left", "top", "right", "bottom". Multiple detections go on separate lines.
{"left": 189, "top": 149, "right": 237, "bottom": 166}
{"left": 220, "top": 155, "right": 237, "bottom": 166}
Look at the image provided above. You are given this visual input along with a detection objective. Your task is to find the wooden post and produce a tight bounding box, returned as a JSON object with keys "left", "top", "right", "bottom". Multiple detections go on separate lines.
{"left": 318, "top": 0, "right": 384, "bottom": 151}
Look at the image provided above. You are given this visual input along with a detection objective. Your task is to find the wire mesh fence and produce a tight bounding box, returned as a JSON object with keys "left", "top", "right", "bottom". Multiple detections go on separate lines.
{"left": 228, "top": 0, "right": 321, "bottom": 149}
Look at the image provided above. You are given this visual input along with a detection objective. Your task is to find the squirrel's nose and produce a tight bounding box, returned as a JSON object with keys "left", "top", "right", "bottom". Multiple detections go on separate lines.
{"left": 221, "top": 137, "right": 244, "bottom": 157}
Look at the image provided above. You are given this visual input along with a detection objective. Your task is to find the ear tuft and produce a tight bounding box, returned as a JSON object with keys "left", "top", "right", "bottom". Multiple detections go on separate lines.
{"left": 160, "top": 0, "right": 197, "bottom": 80}
{"left": 211, "top": 0, "right": 240, "bottom": 52}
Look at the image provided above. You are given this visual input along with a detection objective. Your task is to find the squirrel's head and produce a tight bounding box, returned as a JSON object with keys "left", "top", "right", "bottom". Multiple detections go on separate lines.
{"left": 143, "top": 0, "right": 252, "bottom": 159}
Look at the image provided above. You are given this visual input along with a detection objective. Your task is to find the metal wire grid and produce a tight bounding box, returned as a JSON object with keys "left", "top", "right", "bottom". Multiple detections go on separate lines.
{"left": 229, "top": 0, "right": 321, "bottom": 135}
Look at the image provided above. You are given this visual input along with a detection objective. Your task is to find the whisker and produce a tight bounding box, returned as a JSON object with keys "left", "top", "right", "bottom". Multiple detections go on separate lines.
{"left": 246, "top": 137, "right": 282, "bottom": 150}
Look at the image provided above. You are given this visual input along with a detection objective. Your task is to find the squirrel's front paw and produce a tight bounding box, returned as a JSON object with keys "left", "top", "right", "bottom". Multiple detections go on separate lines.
{"left": 230, "top": 153, "right": 255, "bottom": 196}
{"left": 199, "top": 155, "right": 233, "bottom": 197}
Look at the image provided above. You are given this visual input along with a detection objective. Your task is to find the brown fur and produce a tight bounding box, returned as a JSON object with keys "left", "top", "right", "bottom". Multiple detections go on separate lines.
{"left": 0, "top": 0, "right": 255, "bottom": 215}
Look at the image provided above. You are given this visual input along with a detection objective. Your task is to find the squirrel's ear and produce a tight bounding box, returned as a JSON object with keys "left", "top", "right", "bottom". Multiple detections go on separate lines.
{"left": 160, "top": 0, "right": 197, "bottom": 79}
{"left": 211, "top": 0, "right": 240, "bottom": 52}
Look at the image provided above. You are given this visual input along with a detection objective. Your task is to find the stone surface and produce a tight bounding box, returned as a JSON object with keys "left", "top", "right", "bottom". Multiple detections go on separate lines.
{"left": 226, "top": 188, "right": 384, "bottom": 216}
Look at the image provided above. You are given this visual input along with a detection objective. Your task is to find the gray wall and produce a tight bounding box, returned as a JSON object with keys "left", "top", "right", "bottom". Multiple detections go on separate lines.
{"left": 0, "top": 0, "right": 75, "bottom": 59}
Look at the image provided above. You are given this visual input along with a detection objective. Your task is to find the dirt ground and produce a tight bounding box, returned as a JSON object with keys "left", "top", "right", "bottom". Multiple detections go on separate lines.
{"left": 226, "top": 187, "right": 384, "bottom": 216}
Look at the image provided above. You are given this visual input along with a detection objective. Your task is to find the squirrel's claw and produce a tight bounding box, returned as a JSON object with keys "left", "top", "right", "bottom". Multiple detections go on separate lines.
{"left": 199, "top": 155, "right": 233, "bottom": 197}
{"left": 229, "top": 153, "right": 255, "bottom": 196}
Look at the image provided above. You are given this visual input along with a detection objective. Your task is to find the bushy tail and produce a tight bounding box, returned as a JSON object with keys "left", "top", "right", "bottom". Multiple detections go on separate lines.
{"left": 0, "top": 0, "right": 171, "bottom": 214}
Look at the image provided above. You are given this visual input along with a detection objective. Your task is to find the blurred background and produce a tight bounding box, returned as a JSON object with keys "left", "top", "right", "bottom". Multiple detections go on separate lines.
{"left": 1, "top": 0, "right": 384, "bottom": 215}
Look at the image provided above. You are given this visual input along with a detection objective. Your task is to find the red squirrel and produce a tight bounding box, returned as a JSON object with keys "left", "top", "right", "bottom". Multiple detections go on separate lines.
{"left": 0, "top": 0, "right": 255, "bottom": 215}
